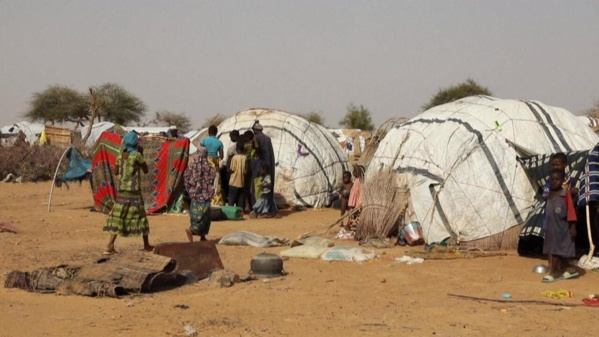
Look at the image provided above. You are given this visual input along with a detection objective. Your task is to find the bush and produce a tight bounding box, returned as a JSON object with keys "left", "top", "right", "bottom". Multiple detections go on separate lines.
{"left": 0, "top": 143, "right": 75, "bottom": 182}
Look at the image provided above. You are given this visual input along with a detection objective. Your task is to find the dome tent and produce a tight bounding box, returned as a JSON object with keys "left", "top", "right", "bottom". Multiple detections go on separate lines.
{"left": 369, "top": 96, "right": 598, "bottom": 249}
{"left": 213, "top": 108, "right": 349, "bottom": 208}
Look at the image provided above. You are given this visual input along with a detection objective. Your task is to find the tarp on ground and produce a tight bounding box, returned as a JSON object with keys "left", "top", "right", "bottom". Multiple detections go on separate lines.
{"left": 369, "top": 96, "right": 599, "bottom": 245}
{"left": 212, "top": 108, "right": 349, "bottom": 207}
{"left": 91, "top": 129, "right": 189, "bottom": 214}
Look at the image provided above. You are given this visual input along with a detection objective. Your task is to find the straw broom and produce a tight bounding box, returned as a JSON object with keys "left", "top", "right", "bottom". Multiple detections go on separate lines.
{"left": 355, "top": 169, "right": 407, "bottom": 241}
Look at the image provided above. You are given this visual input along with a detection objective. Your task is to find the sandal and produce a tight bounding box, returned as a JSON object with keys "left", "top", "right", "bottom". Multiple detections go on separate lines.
{"left": 560, "top": 271, "right": 580, "bottom": 280}
{"left": 542, "top": 275, "right": 559, "bottom": 283}
{"left": 102, "top": 250, "right": 118, "bottom": 256}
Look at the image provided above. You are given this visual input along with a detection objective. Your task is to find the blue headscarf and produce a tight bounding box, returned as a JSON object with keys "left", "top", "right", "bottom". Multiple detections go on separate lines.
{"left": 123, "top": 132, "right": 139, "bottom": 154}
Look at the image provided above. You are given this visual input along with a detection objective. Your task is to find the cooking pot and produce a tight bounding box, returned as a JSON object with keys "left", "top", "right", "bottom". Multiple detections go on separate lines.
{"left": 532, "top": 264, "right": 548, "bottom": 274}
{"left": 250, "top": 253, "right": 285, "bottom": 278}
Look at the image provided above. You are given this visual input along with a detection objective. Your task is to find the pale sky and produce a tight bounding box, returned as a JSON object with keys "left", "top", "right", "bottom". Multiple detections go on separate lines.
{"left": 1, "top": 0, "right": 598, "bottom": 129}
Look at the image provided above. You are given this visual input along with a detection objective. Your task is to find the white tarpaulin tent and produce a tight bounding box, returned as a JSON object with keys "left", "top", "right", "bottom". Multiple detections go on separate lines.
{"left": 80, "top": 122, "right": 115, "bottom": 147}
{"left": 185, "top": 128, "right": 208, "bottom": 154}
{"left": 369, "top": 96, "right": 599, "bottom": 245}
{"left": 1, "top": 121, "right": 45, "bottom": 144}
{"left": 214, "top": 108, "right": 349, "bottom": 207}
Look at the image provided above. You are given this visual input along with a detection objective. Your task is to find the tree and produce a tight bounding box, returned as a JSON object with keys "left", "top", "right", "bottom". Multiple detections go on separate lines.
{"left": 201, "top": 113, "right": 226, "bottom": 128}
{"left": 25, "top": 85, "right": 88, "bottom": 126}
{"left": 302, "top": 111, "right": 326, "bottom": 126}
{"left": 153, "top": 111, "right": 192, "bottom": 133}
{"left": 585, "top": 100, "right": 599, "bottom": 118}
{"left": 339, "top": 103, "right": 375, "bottom": 131}
{"left": 94, "top": 83, "right": 147, "bottom": 125}
{"left": 421, "top": 78, "right": 492, "bottom": 111}
{"left": 25, "top": 83, "right": 147, "bottom": 127}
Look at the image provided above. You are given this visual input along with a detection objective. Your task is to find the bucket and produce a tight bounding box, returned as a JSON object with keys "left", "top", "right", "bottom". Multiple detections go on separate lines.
{"left": 399, "top": 222, "right": 424, "bottom": 246}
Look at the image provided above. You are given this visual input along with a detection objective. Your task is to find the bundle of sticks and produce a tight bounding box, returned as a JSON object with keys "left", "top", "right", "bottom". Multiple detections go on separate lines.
{"left": 355, "top": 169, "right": 407, "bottom": 241}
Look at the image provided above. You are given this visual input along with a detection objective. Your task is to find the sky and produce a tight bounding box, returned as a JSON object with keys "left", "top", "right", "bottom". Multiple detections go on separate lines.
{"left": 1, "top": 0, "right": 598, "bottom": 129}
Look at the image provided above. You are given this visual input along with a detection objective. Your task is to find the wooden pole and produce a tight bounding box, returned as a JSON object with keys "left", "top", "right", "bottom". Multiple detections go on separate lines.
{"left": 586, "top": 204, "right": 595, "bottom": 263}
{"left": 47, "top": 147, "right": 71, "bottom": 212}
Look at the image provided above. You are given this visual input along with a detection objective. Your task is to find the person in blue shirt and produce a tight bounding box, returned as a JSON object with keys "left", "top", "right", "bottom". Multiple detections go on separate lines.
{"left": 200, "top": 125, "right": 224, "bottom": 205}
{"left": 200, "top": 125, "right": 224, "bottom": 161}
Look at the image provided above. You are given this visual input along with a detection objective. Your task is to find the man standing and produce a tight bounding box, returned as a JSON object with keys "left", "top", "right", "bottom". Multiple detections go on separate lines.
{"left": 251, "top": 121, "right": 275, "bottom": 206}
{"left": 200, "top": 125, "right": 224, "bottom": 205}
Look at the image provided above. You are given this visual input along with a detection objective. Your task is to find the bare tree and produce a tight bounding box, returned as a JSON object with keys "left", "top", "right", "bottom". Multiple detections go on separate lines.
{"left": 153, "top": 111, "right": 192, "bottom": 133}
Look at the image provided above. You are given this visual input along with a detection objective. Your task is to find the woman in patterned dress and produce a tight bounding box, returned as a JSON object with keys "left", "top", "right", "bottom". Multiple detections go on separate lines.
{"left": 103, "top": 132, "right": 152, "bottom": 254}
{"left": 184, "top": 146, "right": 217, "bottom": 241}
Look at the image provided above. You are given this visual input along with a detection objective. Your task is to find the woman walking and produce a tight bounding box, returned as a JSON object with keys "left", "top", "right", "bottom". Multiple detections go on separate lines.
{"left": 184, "top": 146, "right": 217, "bottom": 241}
{"left": 103, "top": 131, "right": 152, "bottom": 254}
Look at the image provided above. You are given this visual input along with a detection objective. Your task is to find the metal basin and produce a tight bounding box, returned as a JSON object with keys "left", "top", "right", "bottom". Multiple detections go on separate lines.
{"left": 250, "top": 253, "right": 285, "bottom": 278}
{"left": 532, "top": 264, "right": 548, "bottom": 274}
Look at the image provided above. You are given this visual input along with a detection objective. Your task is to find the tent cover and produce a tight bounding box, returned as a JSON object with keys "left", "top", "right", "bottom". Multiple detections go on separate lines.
{"left": 91, "top": 128, "right": 189, "bottom": 214}
{"left": 212, "top": 108, "right": 349, "bottom": 207}
{"left": 369, "top": 96, "right": 599, "bottom": 244}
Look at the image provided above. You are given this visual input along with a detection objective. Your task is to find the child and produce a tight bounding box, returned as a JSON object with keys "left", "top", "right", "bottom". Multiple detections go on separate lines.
{"left": 542, "top": 152, "right": 579, "bottom": 200}
{"left": 228, "top": 142, "right": 248, "bottom": 208}
{"left": 542, "top": 169, "right": 578, "bottom": 283}
{"left": 346, "top": 165, "right": 365, "bottom": 230}
{"left": 329, "top": 171, "right": 354, "bottom": 216}
{"left": 103, "top": 131, "right": 152, "bottom": 254}
{"left": 249, "top": 162, "right": 278, "bottom": 218}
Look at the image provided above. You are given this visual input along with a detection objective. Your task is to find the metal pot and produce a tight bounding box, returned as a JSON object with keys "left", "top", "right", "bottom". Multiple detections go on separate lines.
{"left": 532, "top": 264, "right": 548, "bottom": 274}
{"left": 250, "top": 253, "right": 285, "bottom": 278}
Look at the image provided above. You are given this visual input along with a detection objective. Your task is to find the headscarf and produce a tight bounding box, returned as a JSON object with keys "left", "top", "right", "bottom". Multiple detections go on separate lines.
{"left": 252, "top": 121, "right": 264, "bottom": 131}
{"left": 123, "top": 132, "right": 139, "bottom": 154}
{"left": 184, "top": 146, "right": 217, "bottom": 202}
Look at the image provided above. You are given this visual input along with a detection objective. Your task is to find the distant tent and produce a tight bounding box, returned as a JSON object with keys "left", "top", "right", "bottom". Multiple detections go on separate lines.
{"left": 81, "top": 122, "right": 116, "bottom": 148}
{"left": 91, "top": 128, "right": 190, "bottom": 214}
{"left": 213, "top": 108, "right": 349, "bottom": 207}
{"left": 1, "top": 121, "right": 45, "bottom": 145}
{"left": 184, "top": 128, "right": 208, "bottom": 154}
{"left": 368, "top": 96, "right": 598, "bottom": 249}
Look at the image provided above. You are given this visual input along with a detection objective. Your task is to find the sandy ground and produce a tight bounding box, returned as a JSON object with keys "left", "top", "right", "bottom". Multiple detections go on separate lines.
{"left": 0, "top": 183, "right": 598, "bottom": 337}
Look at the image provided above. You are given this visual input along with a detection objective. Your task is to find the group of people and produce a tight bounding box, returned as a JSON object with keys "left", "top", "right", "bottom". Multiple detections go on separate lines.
{"left": 102, "top": 121, "right": 280, "bottom": 253}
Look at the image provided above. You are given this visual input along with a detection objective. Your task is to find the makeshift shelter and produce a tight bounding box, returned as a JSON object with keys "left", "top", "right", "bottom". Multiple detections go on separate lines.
{"left": 368, "top": 96, "right": 599, "bottom": 249}
{"left": 212, "top": 108, "right": 349, "bottom": 207}
{"left": 0, "top": 121, "right": 45, "bottom": 145}
{"left": 91, "top": 128, "right": 189, "bottom": 214}
{"left": 577, "top": 115, "right": 599, "bottom": 134}
{"left": 184, "top": 128, "right": 208, "bottom": 154}
{"left": 81, "top": 122, "right": 116, "bottom": 148}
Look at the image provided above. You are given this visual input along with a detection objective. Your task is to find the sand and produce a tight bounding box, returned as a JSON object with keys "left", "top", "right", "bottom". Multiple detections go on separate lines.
{"left": 0, "top": 183, "right": 597, "bottom": 337}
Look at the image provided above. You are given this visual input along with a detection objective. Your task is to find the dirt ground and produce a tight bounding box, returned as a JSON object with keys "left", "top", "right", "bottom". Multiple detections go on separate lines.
{"left": 1, "top": 183, "right": 598, "bottom": 337}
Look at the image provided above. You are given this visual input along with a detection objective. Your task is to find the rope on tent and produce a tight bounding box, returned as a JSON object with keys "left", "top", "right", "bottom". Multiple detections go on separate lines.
{"left": 47, "top": 147, "right": 71, "bottom": 212}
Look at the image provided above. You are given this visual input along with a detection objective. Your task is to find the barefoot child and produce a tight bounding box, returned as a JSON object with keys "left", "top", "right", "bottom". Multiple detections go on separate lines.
{"left": 542, "top": 169, "right": 578, "bottom": 283}
{"left": 103, "top": 131, "right": 152, "bottom": 254}
{"left": 184, "top": 146, "right": 217, "bottom": 242}
{"left": 329, "top": 171, "right": 353, "bottom": 216}
{"left": 346, "top": 165, "right": 365, "bottom": 230}
{"left": 250, "top": 162, "right": 278, "bottom": 218}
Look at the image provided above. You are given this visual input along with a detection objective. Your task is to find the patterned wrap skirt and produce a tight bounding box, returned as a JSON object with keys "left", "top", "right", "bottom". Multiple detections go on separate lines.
{"left": 189, "top": 200, "right": 211, "bottom": 236}
{"left": 103, "top": 190, "right": 150, "bottom": 236}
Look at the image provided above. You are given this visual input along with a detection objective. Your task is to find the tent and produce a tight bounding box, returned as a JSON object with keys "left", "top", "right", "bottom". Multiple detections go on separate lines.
{"left": 91, "top": 128, "right": 189, "bottom": 214}
{"left": 369, "top": 96, "right": 599, "bottom": 249}
{"left": 81, "top": 123, "right": 174, "bottom": 148}
{"left": 211, "top": 108, "right": 349, "bottom": 207}
{"left": 184, "top": 128, "right": 208, "bottom": 154}
{"left": 1, "top": 121, "right": 45, "bottom": 145}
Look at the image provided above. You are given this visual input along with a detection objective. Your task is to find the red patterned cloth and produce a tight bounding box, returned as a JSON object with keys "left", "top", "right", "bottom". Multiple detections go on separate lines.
{"left": 91, "top": 129, "right": 189, "bottom": 214}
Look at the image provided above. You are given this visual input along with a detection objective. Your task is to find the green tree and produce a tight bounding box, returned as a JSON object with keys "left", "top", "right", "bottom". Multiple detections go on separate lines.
{"left": 25, "top": 85, "right": 88, "bottom": 126}
{"left": 339, "top": 103, "right": 374, "bottom": 131}
{"left": 25, "top": 83, "right": 147, "bottom": 127}
{"left": 94, "top": 83, "right": 147, "bottom": 125}
{"left": 303, "top": 111, "right": 326, "bottom": 126}
{"left": 422, "top": 78, "right": 492, "bottom": 111}
{"left": 153, "top": 111, "right": 192, "bottom": 133}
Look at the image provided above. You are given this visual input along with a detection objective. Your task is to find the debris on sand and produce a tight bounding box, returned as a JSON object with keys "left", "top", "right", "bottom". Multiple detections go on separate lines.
{"left": 0, "top": 222, "right": 18, "bottom": 234}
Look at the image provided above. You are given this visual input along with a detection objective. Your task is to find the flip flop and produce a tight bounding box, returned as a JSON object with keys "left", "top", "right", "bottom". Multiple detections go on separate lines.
{"left": 560, "top": 271, "right": 580, "bottom": 280}
{"left": 542, "top": 275, "right": 558, "bottom": 283}
{"left": 583, "top": 298, "right": 599, "bottom": 306}
{"left": 102, "top": 250, "right": 118, "bottom": 256}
